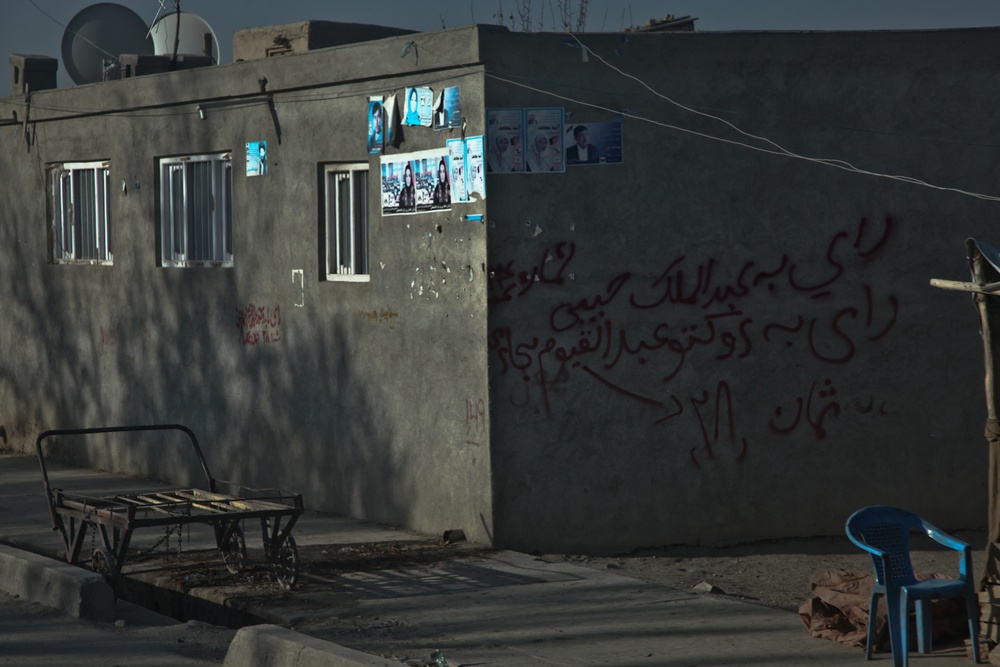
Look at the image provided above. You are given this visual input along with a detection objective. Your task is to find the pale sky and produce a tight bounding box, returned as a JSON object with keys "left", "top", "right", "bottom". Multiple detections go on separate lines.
{"left": 5, "top": 0, "right": 1000, "bottom": 87}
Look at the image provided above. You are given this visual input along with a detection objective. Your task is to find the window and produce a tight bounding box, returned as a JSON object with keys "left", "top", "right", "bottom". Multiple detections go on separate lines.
{"left": 324, "top": 164, "right": 369, "bottom": 281}
{"left": 49, "top": 161, "right": 112, "bottom": 264}
{"left": 159, "top": 152, "right": 233, "bottom": 267}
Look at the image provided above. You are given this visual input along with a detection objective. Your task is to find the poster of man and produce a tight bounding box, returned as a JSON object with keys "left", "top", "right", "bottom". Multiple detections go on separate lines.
{"left": 485, "top": 109, "right": 524, "bottom": 173}
{"left": 434, "top": 86, "right": 462, "bottom": 131}
{"left": 367, "top": 97, "right": 384, "bottom": 154}
{"left": 525, "top": 108, "right": 564, "bottom": 173}
{"left": 565, "top": 120, "right": 623, "bottom": 165}
{"left": 246, "top": 141, "right": 267, "bottom": 176}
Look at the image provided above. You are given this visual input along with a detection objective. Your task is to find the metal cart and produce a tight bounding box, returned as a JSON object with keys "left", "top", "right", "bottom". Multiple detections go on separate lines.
{"left": 36, "top": 424, "right": 304, "bottom": 590}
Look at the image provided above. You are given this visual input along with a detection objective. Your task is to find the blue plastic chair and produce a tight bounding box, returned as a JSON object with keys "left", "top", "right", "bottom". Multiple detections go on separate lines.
{"left": 845, "top": 506, "right": 981, "bottom": 667}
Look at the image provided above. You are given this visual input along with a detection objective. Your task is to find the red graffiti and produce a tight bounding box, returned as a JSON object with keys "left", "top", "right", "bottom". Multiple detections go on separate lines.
{"left": 488, "top": 241, "right": 576, "bottom": 304}
{"left": 488, "top": 216, "right": 898, "bottom": 446}
{"left": 769, "top": 378, "right": 841, "bottom": 440}
{"left": 688, "top": 381, "right": 748, "bottom": 468}
{"left": 237, "top": 304, "right": 282, "bottom": 346}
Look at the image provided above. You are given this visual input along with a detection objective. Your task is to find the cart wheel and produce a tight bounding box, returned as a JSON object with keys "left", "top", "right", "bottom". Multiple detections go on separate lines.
{"left": 91, "top": 547, "right": 116, "bottom": 584}
{"left": 220, "top": 524, "right": 247, "bottom": 574}
{"left": 271, "top": 535, "right": 298, "bottom": 590}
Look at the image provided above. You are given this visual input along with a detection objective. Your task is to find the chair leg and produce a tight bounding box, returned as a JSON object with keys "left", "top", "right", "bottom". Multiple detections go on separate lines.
{"left": 964, "top": 593, "right": 981, "bottom": 664}
{"left": 893, "top": 588, "right": 908, "bottom": 667}
{"left": 867, "top": 590, "right": 880, "bottom": 660}
{"left": 915, "top": 599, "right": 932, "bottom": 653}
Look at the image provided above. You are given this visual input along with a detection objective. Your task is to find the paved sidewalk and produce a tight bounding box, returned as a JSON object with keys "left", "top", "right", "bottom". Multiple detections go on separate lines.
{"left": 0, "top": 453, "right": 982, "bottom": 666}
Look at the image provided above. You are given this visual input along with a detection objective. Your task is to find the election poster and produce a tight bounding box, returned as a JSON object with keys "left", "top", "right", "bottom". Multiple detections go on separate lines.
{"left": 524, "top": 108, "right": 564, "bottom": 173}
{"left": 485, "top": 109, "right": 524, "bottom": 173}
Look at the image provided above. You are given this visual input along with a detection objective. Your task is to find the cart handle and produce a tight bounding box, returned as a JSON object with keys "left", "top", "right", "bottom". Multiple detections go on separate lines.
{"left": 36, "top": 424, "right": 217, "bottom": 530}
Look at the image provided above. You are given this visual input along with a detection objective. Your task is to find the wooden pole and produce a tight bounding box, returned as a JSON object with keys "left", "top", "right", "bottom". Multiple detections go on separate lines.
{"left": 937, "top": 239, "right": 1000, "bottom": 645}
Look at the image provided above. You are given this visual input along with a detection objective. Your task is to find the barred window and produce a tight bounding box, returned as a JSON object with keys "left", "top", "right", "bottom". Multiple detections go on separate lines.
{"left": 49, "top": 161, "right": 112, "bottom": 264}
{"left": 324, "top": 164, "right": 369, "bottom": 281}
{"left": 159, "top": 153, "right": 233, "bottom": 267}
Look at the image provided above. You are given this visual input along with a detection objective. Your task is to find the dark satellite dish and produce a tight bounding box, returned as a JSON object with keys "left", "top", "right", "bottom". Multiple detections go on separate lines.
{"left": 61, "top": 3, "right": 153, "bottom": 85}
{"left": 149, "top": 10, "right": 220, "bottom": 63}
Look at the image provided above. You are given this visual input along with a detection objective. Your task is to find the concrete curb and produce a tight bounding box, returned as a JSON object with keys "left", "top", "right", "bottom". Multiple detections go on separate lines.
{"left": 0, "top": 543, "right": 115, "bottom": 621}
{"left": 224, "top": 624, "right": 402, "bottom": 667}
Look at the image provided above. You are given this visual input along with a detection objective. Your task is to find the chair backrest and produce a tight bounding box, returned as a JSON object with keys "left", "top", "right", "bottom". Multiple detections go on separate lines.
{"left": 845, "top": 505, "right": 920, "bottom": 587}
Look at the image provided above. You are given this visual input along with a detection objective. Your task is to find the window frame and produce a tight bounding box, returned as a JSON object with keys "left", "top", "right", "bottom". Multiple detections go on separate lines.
{"left": 158, "top": 152, "right": 233, "bottom": 268}
{"left": 323, "top": 163, "right": 370, "bottom": 282}
{"left": 49, "top": 160, "right": 113, "bottom": 265}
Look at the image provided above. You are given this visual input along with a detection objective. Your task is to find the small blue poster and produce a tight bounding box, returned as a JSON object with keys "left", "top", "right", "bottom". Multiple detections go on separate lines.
{"left": 403, "top": 86, "right": 434, "bottom": 127}
{"left": 368, "top": 97, "right": 385, "bottom": 154}
{"left": 246, "top": 141, "right": 267, "bottom": 176}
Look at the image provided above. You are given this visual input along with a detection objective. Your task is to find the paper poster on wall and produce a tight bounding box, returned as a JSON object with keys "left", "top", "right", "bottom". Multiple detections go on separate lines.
{"left": 525, "top": 108, "right": 564, "bottom": 173}
{"left": 383, "top": 93, "right": 398, "bottom": 147}
{"left": 246, "top": 141, "right": 268, "bottom": 176}
{"left": 447, "top": 138, "right": 468, "bottom": 203}
{"left": 403, "top": 86, "right": 434, "bottom": 127}
{"left": 368, "top": 97, "right": 385, "bottom": 154}
{"left": 411, "top": 148, "right": 452, "bottom": 212}
{"left": 380, "top": 157, "right": 415, "bottom": 215}
{"left": 434, "top": 86, "right": 462, "bottom": 131}
{"left": 465, "top": 135, "right": 486, "bottom": 199}
{"left": 564, "top": 120, "right": 623, "bottom": 165}
{"left": 486, "top": 108, "right": 524, "bottom": 173}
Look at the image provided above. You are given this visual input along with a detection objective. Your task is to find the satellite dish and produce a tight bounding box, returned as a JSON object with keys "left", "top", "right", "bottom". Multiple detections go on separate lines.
{"left": 61, "top": 3, "right": 153, "bottom": 85}
{"left": 149, "top": 10, "right": 220, "bottom": 64}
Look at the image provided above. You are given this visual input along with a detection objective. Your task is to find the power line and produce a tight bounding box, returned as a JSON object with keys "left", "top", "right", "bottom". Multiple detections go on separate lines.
{"left": 22, "top": 0, "right": 122, "bottom": 63}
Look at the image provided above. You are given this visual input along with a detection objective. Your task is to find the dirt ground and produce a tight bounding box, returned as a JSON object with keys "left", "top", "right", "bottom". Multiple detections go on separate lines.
{"left": 549, "top": 529, "right": 989, "bottom": 613}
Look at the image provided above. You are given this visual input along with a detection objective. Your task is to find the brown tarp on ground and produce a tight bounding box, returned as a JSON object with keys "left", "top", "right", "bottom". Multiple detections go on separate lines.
{"left": 799, "top": 569, "right": 966, "bottom": 652}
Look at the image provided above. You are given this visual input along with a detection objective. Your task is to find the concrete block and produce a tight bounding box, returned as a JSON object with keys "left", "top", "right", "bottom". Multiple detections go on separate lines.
{"left": 224, "top": 624, "right": 401, "bottom": 667}
{"left": 0, "top": 544, "right": 114, "bottom": 621}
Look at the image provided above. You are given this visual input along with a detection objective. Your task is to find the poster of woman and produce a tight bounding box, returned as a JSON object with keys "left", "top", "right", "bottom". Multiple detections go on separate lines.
{"left": 411, "top": 148, "right": 452, "bottom": 212}
{"left": 447, "top": 138, "right": 468, "bottom": 203}
{"left": 465, "top": 135, "right": 486, "bottom": 198}
{"left": 381, "top": 149, "right": 451, "bottom": 215}
{"left": 525, "top": 108, "right": 564, "bottom": 173}
{"left": 380, "top": 157, "right": 416, "bottom": 215}
{"left": 403, "top": 86, "right": 434, "bottom": 127}
{"left": 485, "top": 109, "right": 524, "bottom": 173}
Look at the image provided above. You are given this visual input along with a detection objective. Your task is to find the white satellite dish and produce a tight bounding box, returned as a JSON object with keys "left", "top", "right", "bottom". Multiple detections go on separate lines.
{"left": 149, "top": 10, "right": 220, "bottom": 64}
{"left": 61, "top": 3, "right": 153, "bottom": 85}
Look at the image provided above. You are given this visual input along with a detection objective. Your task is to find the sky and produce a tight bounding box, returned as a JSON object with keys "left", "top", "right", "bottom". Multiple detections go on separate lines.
{"left": 4, "top": 0, "right": 1000, "bottom": 87}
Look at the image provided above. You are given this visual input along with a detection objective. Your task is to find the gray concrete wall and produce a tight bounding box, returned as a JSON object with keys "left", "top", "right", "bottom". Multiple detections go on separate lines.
{"left": 6, "top": 23, "right": 997, "bottom": 556}
{"left": 483, "top": 28, "right": 999, "bottom": 552}
{"left": 0, "top": 27, "right": 493, "bottom": 543}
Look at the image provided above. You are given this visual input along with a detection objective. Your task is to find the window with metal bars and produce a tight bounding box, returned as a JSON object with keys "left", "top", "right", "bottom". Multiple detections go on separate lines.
{"left": 324, "top": 164, "right": 369, "bottom": 281}
{"left": 49, "top": 161, "right": 112, "bottom": 264}
{"left": 159, "top": 153, "right": 233, "bottom": 267}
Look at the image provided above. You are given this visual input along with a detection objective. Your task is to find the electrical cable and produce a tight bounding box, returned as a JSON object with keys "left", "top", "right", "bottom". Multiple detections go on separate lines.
{"left": 22, "top": 0, "right": 122, "bottom": 63}
{"left": 561, "top": 32, "right": 1000, "bottom": 201}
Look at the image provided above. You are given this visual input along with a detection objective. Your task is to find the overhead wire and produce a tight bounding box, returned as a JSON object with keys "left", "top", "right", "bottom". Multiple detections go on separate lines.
{"left": 5, "top": 18, "right": 1000, "bottom": 204}
{"left": 22, "top": 0, "right": 122, "bottom": 63}
{"left": 559, "top": 32, "right": 1000, "bottom": 202}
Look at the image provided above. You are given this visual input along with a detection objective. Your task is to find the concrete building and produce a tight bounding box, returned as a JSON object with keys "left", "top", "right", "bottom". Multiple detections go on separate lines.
{"left": 1, "top": 22, "right": 997, "bottom": 554}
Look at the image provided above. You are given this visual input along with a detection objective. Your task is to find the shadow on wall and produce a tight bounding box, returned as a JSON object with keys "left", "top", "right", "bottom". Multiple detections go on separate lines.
{"left": 0, "top": 109, "right": 413, "bottom": 530}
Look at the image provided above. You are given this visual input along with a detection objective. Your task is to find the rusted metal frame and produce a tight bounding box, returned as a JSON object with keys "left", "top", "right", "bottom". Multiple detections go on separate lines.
{"left": 37, "top": 424, "right": 304, "bottom": 583}
{"left": 62, "top": 515, "right": 87, "bottom": 565}
{"left": 261, "top": 495, "right": 303, "bottom": 561}
{"left": 35, "top": 425, "right": 219, "bottom": 520}
{"left": 213, "top": 518, "right": 242, "bottom": 551}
